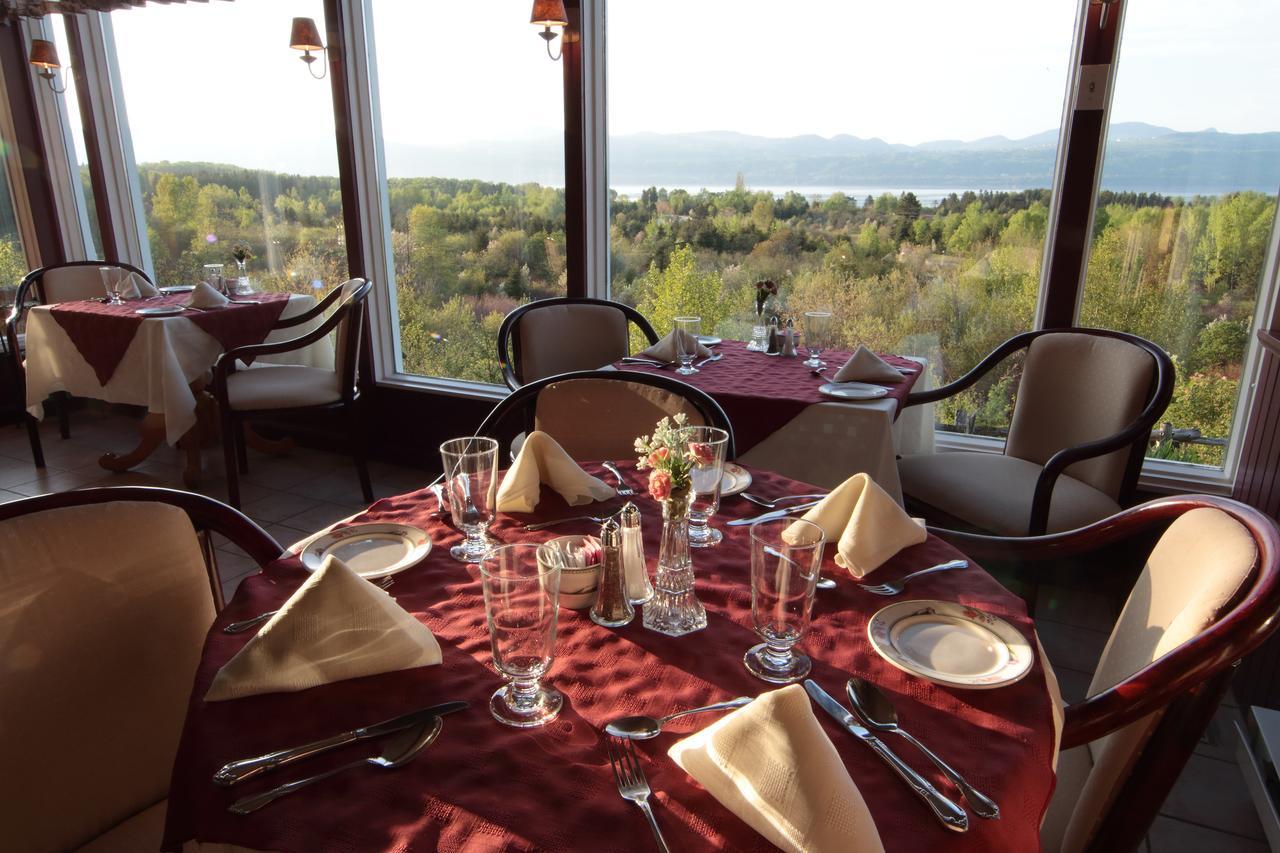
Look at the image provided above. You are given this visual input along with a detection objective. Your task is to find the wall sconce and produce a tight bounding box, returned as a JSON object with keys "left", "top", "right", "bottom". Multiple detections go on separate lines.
{"left": 289, "top": 17, "right": 327, "bottom": 79}
{"left": 1094, "top": 0, "right": 1118, "bottom": 29}
{"left": 530, "top": 0, "right": 568, "bottom": 61}
{"left": 28, "top": 38, "right": 68, "bottom": 94}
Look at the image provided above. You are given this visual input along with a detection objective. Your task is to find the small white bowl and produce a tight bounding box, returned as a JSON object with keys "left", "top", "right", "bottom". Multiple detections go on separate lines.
{"left": 539, "top": 535, "right": 601, "bottom": 610}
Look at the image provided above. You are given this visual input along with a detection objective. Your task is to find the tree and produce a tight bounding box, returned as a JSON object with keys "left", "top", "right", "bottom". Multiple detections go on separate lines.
{"left": 634, "top": 244, "right": 740, "bottom": 339}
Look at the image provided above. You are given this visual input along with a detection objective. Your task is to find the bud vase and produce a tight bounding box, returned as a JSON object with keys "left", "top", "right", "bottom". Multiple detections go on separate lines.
{"left": 642, "top": 489, "right": 707, "bottom": 636}
{"left": 748, "top": 308, "right": 769, "bottom": 352}
{"left": 234, "top": 259, "right": 251, "bottom": 296}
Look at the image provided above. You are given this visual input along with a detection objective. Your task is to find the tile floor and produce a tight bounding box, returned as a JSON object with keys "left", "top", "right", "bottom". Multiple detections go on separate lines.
{"left": 0, "top": 408, "right": 1271, "bottom": 852}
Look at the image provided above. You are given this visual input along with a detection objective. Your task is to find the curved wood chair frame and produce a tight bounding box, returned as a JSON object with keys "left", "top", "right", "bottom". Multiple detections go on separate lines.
{"left": 1, "top": 312, "right": 44, "bottom": 467}
{"left": 497, "top": 296, "right": 660, "bottom": 390}
{"left": 933, "top": 495, "right": 1280, "bottom": 852}
{"left": 903, "top": 327, "right": 1175, "bottom": 536}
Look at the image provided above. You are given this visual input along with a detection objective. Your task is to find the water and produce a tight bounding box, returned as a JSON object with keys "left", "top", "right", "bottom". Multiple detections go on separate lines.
{"left": 611, "top": 184, "right": 972, "bottom": 206}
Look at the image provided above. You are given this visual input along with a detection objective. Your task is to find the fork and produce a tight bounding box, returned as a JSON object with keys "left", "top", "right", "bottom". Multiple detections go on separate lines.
{"left": 222, "top": 576, "right": 395, "bottom": 633}
{"left": 601, "top": 462, "right": 635, "bottom": 497}
{"left": 524, "top": 512, "right": 617, "bottom": 532}
{"left": 858, "top": 559, "right": 969, "bottom": 596}
{"left": 740, "top": 492, "right": 828, "bottom": 509}
{"left": 607, "top": 738, "right": 671, "bottom": 853}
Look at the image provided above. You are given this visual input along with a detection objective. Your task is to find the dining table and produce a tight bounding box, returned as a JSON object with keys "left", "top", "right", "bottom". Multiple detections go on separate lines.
{"left": 164, "top": 461, "right": 1062, "bottom": 853}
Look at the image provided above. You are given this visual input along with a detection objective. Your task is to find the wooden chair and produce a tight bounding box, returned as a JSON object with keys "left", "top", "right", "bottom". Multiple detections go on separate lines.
{"left": 476, "top": 368, "right": 736, "bottom": 462}
{"left": 899, "top": 328, "right": 1174, "bottom": 536}
{"left": 211, "top": 278, "right": 374, "bottom": 509}
{"left": 1, "top": 313, "right": 44, "bottom": 467}
{"left": 0, "top": 486, "right": 284, "bottom": 853}
{"left": 934, "top": 495, "right": 1280, "bottom": 852}
{"left": 497, "top": 296, "right": 659, "bottom": 390}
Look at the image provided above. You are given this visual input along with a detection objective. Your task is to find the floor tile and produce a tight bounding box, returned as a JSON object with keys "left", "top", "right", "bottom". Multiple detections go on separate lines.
{"left": 1160, "top": 753, "right": 1267, "bottom": 839}
{"left": 0, "top": 487, "right": 27, "bottom": 504}
{"left": 1035, "top": 617, "right": 1110, "bottom": 676}
{"left": 6, "top": 467, "right": 111, "bottom": 496}
{"left": 1148, "top": 816, "right": 1268, "bottom": 853}
{"left": 1035, "top": 584, "right": 1122, "bottom": 634}
{"left": 1053, "top": 665, "right": 1093, "bottom": 705}
{"left": 0, "top": 460, "right": 65, "bottom": 489}
{"left": 241, "top": 491, "right": 324, "bottom": 525}
{"left": 279, "top": 501, "right": 361, "bottom": 535}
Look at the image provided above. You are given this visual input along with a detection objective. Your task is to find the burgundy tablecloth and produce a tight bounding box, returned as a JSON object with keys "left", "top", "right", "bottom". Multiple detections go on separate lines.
{"left": 164, "top": 463, "right": 1056, "bottom": 853}
{"left": 48, "top": 292, "right": 291, "bottom": 385}
{"left": 614, "top": 341, "right": 921, "bottom": 454}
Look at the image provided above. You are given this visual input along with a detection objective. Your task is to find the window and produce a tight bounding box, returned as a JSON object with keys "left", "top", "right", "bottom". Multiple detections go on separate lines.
{"left": 1078, "top": 0, "right": 1280, "bottom": 469}
{"left": 51, "top": 17, "right": 103, "bottom": 257}
{"left": 0, "top": 143, "right": 28, "bottom": 307}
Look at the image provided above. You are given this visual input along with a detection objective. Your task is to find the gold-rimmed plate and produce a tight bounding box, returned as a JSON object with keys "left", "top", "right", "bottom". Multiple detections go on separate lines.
{"left": 819, "top": 381, "right": 890, "bottom": 401}
{"left": 867, "top": 599, "right": 1032, "bottom": 689}
{"left": 294, "top": 522, "right": 431, "bottom": 579}
{"left": 720, "top": 462, "right": 752, "bottom": 497}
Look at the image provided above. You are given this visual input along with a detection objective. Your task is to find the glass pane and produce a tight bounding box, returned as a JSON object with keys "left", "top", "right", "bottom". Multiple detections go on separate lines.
{"left": 111, "top": 2, "right": 346, "bottom": 293}
{"left": 370, "top": 0, "right": 565, "bottom": 385}
{"left": 608, "top": 0, "right": 1075, "bottom": 435}
{"left": 52, "top": 17, "right": 103, "bottom": 257}
{"left": 0, "top": 143, "right": 27, "bottom": 312}
{"left": 1079, "top": 1, "right": 1280, "bottom": 468}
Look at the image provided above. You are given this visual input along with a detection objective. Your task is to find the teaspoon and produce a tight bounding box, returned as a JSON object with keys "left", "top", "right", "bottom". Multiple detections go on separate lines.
{"left": 604, "top": 696, "right": 753, "bottom": 739}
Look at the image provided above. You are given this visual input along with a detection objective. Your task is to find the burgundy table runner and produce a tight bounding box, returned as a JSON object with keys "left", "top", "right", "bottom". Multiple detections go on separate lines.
{"left": 164, "top": 463, "right": 1056, "bottom": 853}
{"left": 614, "top": 340, "right": 922, "bottom": 454}
{"left": 48, "top": 292, "right": 291, "bottom": 386}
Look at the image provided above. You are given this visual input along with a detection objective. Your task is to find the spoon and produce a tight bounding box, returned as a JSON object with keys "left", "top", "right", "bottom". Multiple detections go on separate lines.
{"left": 229, "top": 716, "right": 443, "bottom": 814}
{"left": 429, "top": 482, "right": 447, "bottom": 516}
{"left": 693, "top": 352, "right": 723, "bottom": 369}
{"left": 604, "top": 696, "right": 754, "bottom": 739}
{"left": 845, "top": 678, "right": 1000, "bottom": 820}
{"left": 763, "top": 544, "right": 837, "bottom": 591}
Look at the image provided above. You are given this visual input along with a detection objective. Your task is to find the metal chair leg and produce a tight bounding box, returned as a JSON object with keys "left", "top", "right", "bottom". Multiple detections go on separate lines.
{"left": 235, "top": 421, "right": 249, "bottom": 475}
{"left": 25, "top": 415, "right": 45, "bottom": 468}
{"left": 55, "top": 392, "right": 71, "bottom": 439}
{"left": 221, "top": 409, "right": 242, "bottom": 509}
{"left": 348, "top": 401, "right": 374, "bottom": 504}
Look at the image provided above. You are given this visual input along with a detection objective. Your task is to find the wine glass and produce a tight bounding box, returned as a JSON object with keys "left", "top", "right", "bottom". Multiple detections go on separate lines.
{"left": 681, "top": 425, "right": 729, "bottom": 547}
{"left": 439, "top": 436, "right": 499, "bottom": 563}
{"left": 673, "top": 316, "right": 701, "bottom": 375}
{"left": 99, "top": 267, "right": 123, "bottom": 304}
{"left": 744, "top": 517, "right": 825, "bottom": 683}
{"left": 803, "top": 311, "right": 833, "bottom": 368}
{"left": 480, "top": 543, "right": 562, "bottom": 728}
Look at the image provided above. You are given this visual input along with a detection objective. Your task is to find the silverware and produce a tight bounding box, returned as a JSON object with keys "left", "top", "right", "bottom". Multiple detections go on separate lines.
{"left": 857, "top": 559, "right": 969, "bottom": 596}
{"left": 764, "top": 545, "right": 836, "bottom": 591}
{"left": 525, "top": 512, "right": 617, "bottom": 531}
{"left": 803, "top": 680, "right": 968, "bottom": 832}
{"left": 213, "top": 699, "right": 467, "bottom": 786}
{"left": 182, "top": 305, "right": 210, "bottom": 313}
{"left": 604, "top": 696, "right": 753, "bottom": 739}
{"left": 740, "top": 492, "right": 828, "bottom": 510}
{"left": 693, "top": 352, "right": 723, "bottom": 368}
{"left": 222, "top": 576, "right": 395, "bottom": 634}
{"left": 429, "top": 483, "right": 447, "bottom": 516}
{"left": 846, "top": 678, "right": 999, "bottom": 820}
{"left": 621, "top": 356, "right": 667, "bottom": 367}
{"left": 601, "top": 462, "right": 635, "bottom": 497}
{"left": 229, "top": 717, "right": 443, "bottom": 814}
{"left": 228, "top": 299, "right": 261, "bottom": 304}
{"left": 725, "top": 500, "right": 822, "bottom": 527}
{"left": 607, "top": 737, "right": 671, "bottom": 852}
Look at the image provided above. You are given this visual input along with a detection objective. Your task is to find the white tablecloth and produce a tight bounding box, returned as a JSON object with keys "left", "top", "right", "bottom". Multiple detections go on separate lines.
{"left": 24, "top": 294, "right": 333, "bottom": 444}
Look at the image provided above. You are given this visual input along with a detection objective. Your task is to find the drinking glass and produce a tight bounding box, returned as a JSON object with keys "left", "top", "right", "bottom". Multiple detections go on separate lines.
{"left": 439, "top": 436, "right": 499, "bottom": 563}
{"left": 803, "top": 311, "right": 833, "bottom": 368}
{"left": 681, "top": 425, "right": 729, "bottom": 547}
{"left": 480, "top": 543, "right": 562, "bottom": 728}
{"left": 203, "top": 263, "right": 225, "bottom": 293}
{"left": 99, "top": 267, "right": 123, "bottom": 304}
{"left": 745, "top": 518, "right": 825, "bottom": 683}
{"left": 673, "top": 316, "right": 701, "bottom": 375}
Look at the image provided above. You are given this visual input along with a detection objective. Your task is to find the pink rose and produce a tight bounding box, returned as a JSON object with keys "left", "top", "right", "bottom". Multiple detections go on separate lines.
{"left": 686, "top": 442, "right": 713, "bottom": 466}
{"left": 648, "top": 447, "right": 670, "bottom": 467}
{"left": 648, "top": 469, "right": 673, "bottom": 501}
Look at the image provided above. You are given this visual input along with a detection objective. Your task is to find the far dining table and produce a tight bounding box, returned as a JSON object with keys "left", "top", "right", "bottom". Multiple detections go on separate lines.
{"left": 164, "top": 462, "right": 1062, "bottom": 853}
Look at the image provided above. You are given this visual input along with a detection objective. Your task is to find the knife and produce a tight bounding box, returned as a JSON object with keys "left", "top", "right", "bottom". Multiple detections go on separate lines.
{"left": 726, "top": 500, "right": 822, "bottom": 527}
{"left": 212, "top": 700, "right": 468, "bottom": 786}
{"left": 803, "top": 680, "right": 968, "bottom": 832}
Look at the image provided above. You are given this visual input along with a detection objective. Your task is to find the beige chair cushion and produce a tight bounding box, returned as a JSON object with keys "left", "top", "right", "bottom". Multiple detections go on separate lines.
{"left": 0, "top": 503, "right": 215, "bottom": 853}
{"left": 534, "top": 378, "right": 707, "bottom": 461}
{"left": 516, "top": 303, "right": 630, "bottom": 383}
{"left": 41, "top": 265, "right": 129, "bottom": 304}
{"left": 898, "top": 451, "right": 1120, "bottom": 535}
{"left": 1043, "top": 507, "right": 1256, "bottom": 852}
{"left": 226, "top": 365, "right": 342, "bottom": 411}
{"left": 75, "top": 800, "right": 166, "bottom": 853}
{"left": 1005, "top": 333, "right": 1155, "bottom": 497}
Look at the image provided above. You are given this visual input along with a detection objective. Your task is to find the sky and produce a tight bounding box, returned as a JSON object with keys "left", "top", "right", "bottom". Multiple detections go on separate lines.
{"left": 53, "top": 0, "right": 1280, "bottom": 176}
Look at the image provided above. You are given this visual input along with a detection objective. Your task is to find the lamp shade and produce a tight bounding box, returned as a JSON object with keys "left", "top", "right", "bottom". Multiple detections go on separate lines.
{"left": 289, "top": 17, "right": 324, "bottom": 52}
{"left": 28, "top": 38, "right": 60, "bottom": 70}
{"left": 530, "top": 0, "right": 568, "bottom": 28}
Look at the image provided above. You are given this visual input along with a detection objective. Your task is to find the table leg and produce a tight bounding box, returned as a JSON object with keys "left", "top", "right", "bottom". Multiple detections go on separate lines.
{"left": 99, "top": 412, "right": 167, "bottom": 473}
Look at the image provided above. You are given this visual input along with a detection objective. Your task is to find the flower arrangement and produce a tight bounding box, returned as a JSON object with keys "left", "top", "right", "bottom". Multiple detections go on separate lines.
{"left": 634, "top": 413, "right": 713, "bottom": 502}
{"left": 231, "top": 244, "right": 253, "bottom": 263}
{"left": 754, "top": 279, "right": 778, "bottom": 315}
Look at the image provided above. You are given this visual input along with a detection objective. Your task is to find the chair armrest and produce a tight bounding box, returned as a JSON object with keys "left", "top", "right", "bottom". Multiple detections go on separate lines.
{"left": 211, "top": 307, "right": 343, "bottom": 399}
{"left": 272, "top": 287, "right": 342, "bottom": 329}
{"left": 902, "top": 332, "right": 1035, "bottom": 408}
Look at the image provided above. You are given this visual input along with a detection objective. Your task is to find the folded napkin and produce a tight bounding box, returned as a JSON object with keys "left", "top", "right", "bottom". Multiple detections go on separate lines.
{"left": 205, "top": 556, "right": 441, "bottom": 702}
{"left": 638, "top": 329, "right": 712, "bottom": 364}
{"left": 788, "top": 473, "right": 925, "bottom": 577}
{"left": 669, "top": 685, "right": 884, "bottom": 853}
{"left": 496, "top": 430, "right": 615, "bottom": 513}
{"left": 833, "top": 345, "right": 902, "bottom": 383}
{"left": 185, "top": 280, "right": 230, "bottom": 309}
{"left": 117, "top": 271, "right": 158, "bottom": 299}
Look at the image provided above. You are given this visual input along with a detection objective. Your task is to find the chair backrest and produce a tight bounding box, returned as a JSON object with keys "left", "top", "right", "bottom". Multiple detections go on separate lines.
{"left": 22, "top": 260, "right": 152, "bottom": 306}
{"left": 332, "top": 278, "right": 372, "bottom": 396}
{"left": 498, "top": 297, "right": 659, "bottom": 389}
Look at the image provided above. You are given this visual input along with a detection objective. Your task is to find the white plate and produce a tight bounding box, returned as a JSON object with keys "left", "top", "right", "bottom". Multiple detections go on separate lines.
{"left": 819, "top": 381, "right": 890, "bottom": 401}
{"left": 697, "top": 335, "right": 722, "bottom": 347}
{"left": 135, "top": 306, "right": 185, "bottom": 316}
{"left": 159, "top": 285, "right": 195, "bottom": 294}
{"left": 295, "top": 522, "right": 431, "bottom": 579}
{"left": 867, "top": 599, "right": 1033, "bottom": 689}
{"left": 720, "top": 463, "right": 752, "bottom": 496}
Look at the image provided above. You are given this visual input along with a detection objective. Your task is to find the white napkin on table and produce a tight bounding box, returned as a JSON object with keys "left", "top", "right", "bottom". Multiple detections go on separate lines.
{"left": 205, "top": 556, "right": 441, "bottom": 702}
{"left": 669, "top": 685, "right": 884, "bottom": 853}
{"left": 787, "top": 473, "right": 926, "bottom": 577}
{"left": 832, "top": 345, "right": 903, "bottom": 383}
{"left": 184, "top": 281, "right": 230, "bottom": 309}
{"left": 638, "top": 329, "right": 712, "bottom": 364}
{"left": 496, "top": 430, "right": 615, "bottom": 513}
{"left": 117, "top": 271, "right": 158, "bottom": 299}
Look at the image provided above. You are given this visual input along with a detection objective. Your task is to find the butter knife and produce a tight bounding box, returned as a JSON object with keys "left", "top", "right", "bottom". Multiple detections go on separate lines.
{"left": 726, "top": 500, "right": 822, "bottom": 527}
{"left": 212, "top": 700, "right": 468, "bottom": 786}
{"left": 803, "top": 680, "right": 968, "bottom": 832}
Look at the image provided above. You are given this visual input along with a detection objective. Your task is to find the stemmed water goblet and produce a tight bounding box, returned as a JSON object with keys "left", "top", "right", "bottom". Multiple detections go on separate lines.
{"left": 673, "top": 316, "right": 701, "bottom": 375}
{"left": 744, "top": 517, "right": 825, "bottom": 683}
{"left": 681, "top": 425, "right": 729, "bottom": 547}
{"left": 439, "top": 436, "right": 498, "bottom": 563}
{"left": 99, "top": 267, "right": 123, "bottom": 304}
{"left": 803, "top": 310, "right": 833, "bottom": 368}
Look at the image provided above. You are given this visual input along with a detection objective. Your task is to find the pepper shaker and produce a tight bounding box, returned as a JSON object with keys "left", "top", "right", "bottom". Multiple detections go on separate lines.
{"left": 619, "top": 502, "right": 652, "bottom": 604}
{"left": 590, "top": 518, "right": 634, "bottom": 627}
{"left": 766, "top": 313, "right": 781, "bottom": 355}
{"left": 781, "top": 319, "right": 798, "bottom": 357}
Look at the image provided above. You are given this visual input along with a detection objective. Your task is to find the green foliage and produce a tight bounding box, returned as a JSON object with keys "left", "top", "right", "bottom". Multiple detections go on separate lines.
{"left": 634, "top": 244, "right": 742, "bottom": 339}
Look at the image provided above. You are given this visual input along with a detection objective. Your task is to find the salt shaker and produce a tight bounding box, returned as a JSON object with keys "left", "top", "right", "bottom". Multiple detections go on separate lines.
{"left": 766, "top": 314, "right": 781, "bottom": 355}
{"left": 619, "top": 502, "right": 652, "bottom": 604}
{"left": 590, "top": 518, "right": 634, "bottom": 627}
{"left": 781, "top": 319, "right": 798, "bottom": 357}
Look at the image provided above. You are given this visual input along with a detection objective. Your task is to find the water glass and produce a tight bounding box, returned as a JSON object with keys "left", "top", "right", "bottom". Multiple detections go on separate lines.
{"left": 674, "top": 316, "right": 701, "bottom": 375}
{"left": 480, "top": 543, "right": 562, "bottom": 728}
{"left": 803, "top": 311, "right": 833, "bottom": 368}
{"left": 681, "top": 425, "right": 729, "bottom": 547}
{"left": 99, "top": 267, "right": 123, "bottom": 304}
{"left": 203, "top": 263, "right": 225, "bottom": 293}
{"left": 439, "top": 436, "right": 499, "bottom": 563}
{"left": 745, "top": 518, "right": 825, "bottom": 683}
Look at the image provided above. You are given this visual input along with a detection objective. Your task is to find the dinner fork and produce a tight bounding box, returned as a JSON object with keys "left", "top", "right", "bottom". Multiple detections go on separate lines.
{"left": 524, "top": 512, "right": 617, "bottom": 531}
{"left": 607, "top": 737, "right": 671, "bottom": 853}
{"left": 601, "top": 462, "right": 635, "bottom": 497}
{"left": 740, "top": 492, "right": 828, "bottom": 509}
{"left": 858, "top": 559, "right": 969, "bottom": 596}
{"left": 222, "top": 576, "right": 395, "bottom": 633}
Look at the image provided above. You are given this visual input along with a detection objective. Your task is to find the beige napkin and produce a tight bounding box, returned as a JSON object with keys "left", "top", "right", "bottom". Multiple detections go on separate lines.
{"left": 669, "top": 685, "right": 884, "bottom": 853}
{"left": 185, "top": 280, "right": 230, "bottom": 309}
{"left": 496, "top": 430, "right": 614, "bottom": 513}
{"left": 638, "top": 329, "right": 712, "bottom": 364}
{"left": 205, "top": 556, "right": 441, "bottom": 702}
{"left": 833, "top": 345, "right": 902, "bottom": 383}
{"left": 118, "top": 271, "right": 158, "bottom": 299}
{"left": 788, "top": 473, "right": 926, "bottom": 577}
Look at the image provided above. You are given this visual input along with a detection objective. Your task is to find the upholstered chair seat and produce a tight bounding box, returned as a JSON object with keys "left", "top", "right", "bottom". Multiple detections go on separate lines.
{"left": 225, "top": 364, "right": 343, "bottom": 410}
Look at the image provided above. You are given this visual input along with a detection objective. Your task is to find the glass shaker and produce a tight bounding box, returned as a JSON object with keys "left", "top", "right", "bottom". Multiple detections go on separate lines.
{"left": 590, "top": 518, "right": 635, "bottom": 627}
{"left": 619, "top": 502, "right": 653, "bottom": 604}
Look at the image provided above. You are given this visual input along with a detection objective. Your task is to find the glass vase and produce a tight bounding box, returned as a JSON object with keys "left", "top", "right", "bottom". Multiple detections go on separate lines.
{"left": 234, "top": 258, "right": 252, "bottom": 296}
{"left": 747, "top": 308, "right": 769, "bottom": 352}
{"left": 642, "top": 489, "right": 707, "bottom": 636}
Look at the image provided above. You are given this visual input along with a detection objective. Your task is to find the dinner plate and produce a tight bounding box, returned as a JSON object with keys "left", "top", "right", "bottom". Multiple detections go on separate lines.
{"left": 819, "top": 381, "right": 890, "bottom": 401}
{"left": 697, "top": 335, "right": 722, "bottom": 347}
{"left": 720, "top": 462, "right": 752, "bottom": 497}
{"left": 295, "top": 522, "right": 431, "bottom": 579}
{"left": 159, "top": 285, "right": 195, "bottom": 294}
{"left": 867, "top": 599, "right": 1032, "bottom": 689}
{"left": 135, "top": 306, "right": 185, "bottom": 317}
